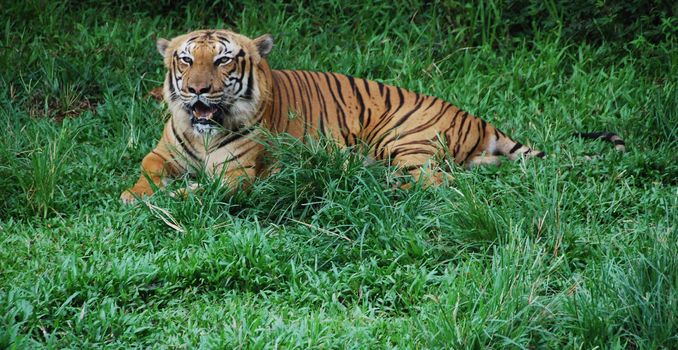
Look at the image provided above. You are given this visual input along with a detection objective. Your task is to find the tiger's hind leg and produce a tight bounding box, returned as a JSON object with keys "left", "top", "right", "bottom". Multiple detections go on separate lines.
{"left": 409, "top": 166, "right": 453, "bottom": 186}
{"left": 386, "top": 149, "right": 452, "bottom": 189}
{"left": 399, "top": 166, "right": 453, "bottom": 189}
{"left": 466, "top": 155, "right": 502, "bottom": 168}
{"left": 449, "top": 123, "right": 543, "bottom": 168}
{"left": 488, "top": 126, "right": 545, "bottom": 161}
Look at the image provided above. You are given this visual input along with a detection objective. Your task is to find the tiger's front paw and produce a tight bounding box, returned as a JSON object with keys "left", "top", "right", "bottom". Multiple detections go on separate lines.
{"left": 169, "top": 183, "right": 201, "bottom": 199}
{"left": 120, "top": 190, "right": 142, "bottom": 205}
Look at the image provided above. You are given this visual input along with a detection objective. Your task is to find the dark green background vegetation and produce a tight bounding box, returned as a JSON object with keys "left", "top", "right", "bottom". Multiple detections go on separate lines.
{"left": 1, "top": 1, "right": 676, "bottom": 348}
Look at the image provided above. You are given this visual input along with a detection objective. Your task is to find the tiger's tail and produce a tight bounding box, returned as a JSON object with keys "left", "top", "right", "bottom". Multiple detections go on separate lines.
{"left": 574, "top": 132, "right": 626, "bottom": 152}
{"left": 475, "top": 128, "right": 624, "bottom": 167}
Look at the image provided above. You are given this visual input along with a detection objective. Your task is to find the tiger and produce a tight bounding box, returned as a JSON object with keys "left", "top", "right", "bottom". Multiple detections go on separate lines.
{"left": 120, "top": 29, "right": 625, "bottom": 204}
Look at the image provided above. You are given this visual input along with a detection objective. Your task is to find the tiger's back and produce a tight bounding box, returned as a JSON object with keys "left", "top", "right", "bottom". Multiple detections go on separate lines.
{"left": 265, "top": 69, "right": 544, "bottom": 173}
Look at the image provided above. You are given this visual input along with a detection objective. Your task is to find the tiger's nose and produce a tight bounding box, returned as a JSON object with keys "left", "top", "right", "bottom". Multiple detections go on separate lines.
{"left": 187, "top": 83, "right": 211, "bottom": 95}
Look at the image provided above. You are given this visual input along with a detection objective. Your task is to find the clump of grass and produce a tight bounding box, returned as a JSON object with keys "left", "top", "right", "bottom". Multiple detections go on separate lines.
{"left": 231, "top": 132, "right": 397, "bottom": 222}
{"left": 564, "top": 229, "right": 678, "bottom": 349}
{"left": 0, "top": 291, "right": 31, "bottom": 349}
{"left": 414, "top": 235, "right": 563, "bottom": 348}
{"left": 432, "top": 179, "right": 509, "bottom": 243}
{"left": 9, "top": 122, "right": 79, "bottom": 218}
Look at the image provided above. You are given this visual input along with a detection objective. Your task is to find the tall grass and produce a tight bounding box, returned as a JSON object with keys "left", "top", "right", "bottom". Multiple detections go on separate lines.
{"left": 16, "top": 124, "right": 79, "bottom": 218}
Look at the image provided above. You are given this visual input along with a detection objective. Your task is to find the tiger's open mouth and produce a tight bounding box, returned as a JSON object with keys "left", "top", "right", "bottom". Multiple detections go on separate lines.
{"left": 189, "top": 101, "right": 224, "bottom": 133}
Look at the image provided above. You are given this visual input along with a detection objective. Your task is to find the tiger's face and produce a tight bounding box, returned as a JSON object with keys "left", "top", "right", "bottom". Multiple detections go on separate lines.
{"left": 156, "top": 30, "right": 273, "bottom": 136}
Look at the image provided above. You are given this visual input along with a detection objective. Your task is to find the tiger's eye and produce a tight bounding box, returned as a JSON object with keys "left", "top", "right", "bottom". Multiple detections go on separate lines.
{"left": 215, "top": 57, "right": 232, "bottom": 66}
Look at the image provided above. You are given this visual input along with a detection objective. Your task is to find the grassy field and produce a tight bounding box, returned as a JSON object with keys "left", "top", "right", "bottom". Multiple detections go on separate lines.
{"left": 1, "top": 1, "right": 676, "bottom": 348}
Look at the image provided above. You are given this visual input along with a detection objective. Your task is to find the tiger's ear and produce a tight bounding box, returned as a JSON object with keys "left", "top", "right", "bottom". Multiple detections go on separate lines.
{"left": 156, "top": 38, "right": 170, "bottom": 57}
{"left": 253, "top": 34, "right": 274, "bottom": 57}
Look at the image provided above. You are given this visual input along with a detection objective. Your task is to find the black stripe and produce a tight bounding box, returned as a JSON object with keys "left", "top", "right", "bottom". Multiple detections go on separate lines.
{"left": 374, "top": 95, "right": 427, "bottom": 158}
{"left": 461, "top": 119, "right": 474, "bottom": 144}
{"left": 243, "top": 57, "right": 254, "bottom": 100}
{"left": 377, "top": 81, "right": 385, "bottom": 96}
{"left": 330, "top": 73, "right": 346, "bottom": 105}
{"left": 233, "top": 55, "right": 248, "bottom": 95}
{"left": 423, "top": 95, "right": 438, "bottom": 111}
{"left": 364, "top": 108, "right": 372, "bottom": 130}
{"left": 290, "top": 71, "right": 311, "bottom": 138}
{"left": 441, "top": 109, "right": 463, "bottom": 152}
{"left": 300, "top": 71, "right": 318, "bottom": 132}
{"left": 396, "top": 87, "right": 405, "bottom": 108}
{"left": 270, "top": 73, "right": 284, "bottom": 131}
{"left": 574, "top": 131, "right": 626, "bottom": 148}
{"left": 365, "top": 87, "right": 392, "bottom": 144}
{"left": 286, "top": 72, "right": 306, "bottom": 122}
{"left": 457, "top": 112, "right": 469, "bottom": 134}
{"left": 151, "top": 150, "right": 171, "bottom": 164}
{"left": 168, "top": 54, "right": 180, "bottom": 97}
{"left": 509, "top": 143, "right": 523, "bottom": 154}
{"left": 346, "top": 75, "right": 356, "bottom": 92}
{"left": 217, "top": 39, "right": 229, "bottom": 54}
{"left": 399, "top": 164, "right": 422, "bottom": 172}
{"left": 453, "top": 112, "right": 469, "bottom": 150}
{"left": 390, "top": 148, "right": 434, "bottom": 160}
{"left": 463, "top": 124, "right": 483, "bottom": 162}
{"left": 167, "top": 73, "right": 177, "bottom": 99}
{"left": 215, "top": 35, "right": 231, "bottom": 43}
{"left": 368, "top": 86, "right": 404, "bottom": 149}
{"left": 354, "top": 79, "right": 366, "bottom": 127}
{"left": 398, "top": 101, "right": 453, "bottom": 140}
{"left": 362, "top": 79, "right": 371, "bottom": 97}
{"left": 171, "top": 119, "right": 200, "bottom": 161}
{"left": 213, "top": 126, "right": 255, "bottom": 150}
{"left": 309, "top": 72, "right": 329, "bottom": 135}
{"left": 225, "top": 142, "right": 258, "bottom": 163}
{"left": 280, "top": 71, "right": 298, "bottom": 126}
{"left": 575, "top": 132, "right": 606, "bottom": 139}
{"left": 300, "top": 71, "right": 321, "bottom": 134}
{"left": 278, "top": 72, "right": 295, "bottom": 133}
{"left": 344, "top": 76, "right": 362, "bottom": 141}
{"left": 320, "top": 72, "right": 350, "bottom": 145}
{"left": 373, "top": 92, "right": 423, "bottom": 158}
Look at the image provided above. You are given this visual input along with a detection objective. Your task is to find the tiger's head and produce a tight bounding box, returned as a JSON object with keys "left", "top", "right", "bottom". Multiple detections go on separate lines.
{"left": 156, "top": 30, "right": 274, "bottom": 136}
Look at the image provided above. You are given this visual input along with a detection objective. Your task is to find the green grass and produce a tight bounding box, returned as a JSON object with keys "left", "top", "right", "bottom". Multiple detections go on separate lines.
{"left": 1, "top": 1, "right": 676, "bottom": 348}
